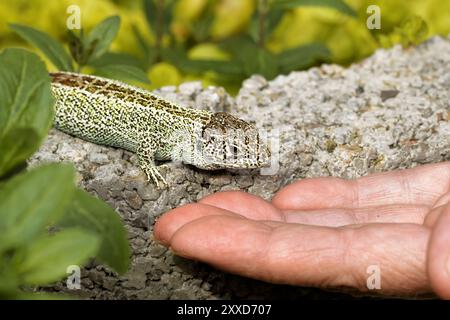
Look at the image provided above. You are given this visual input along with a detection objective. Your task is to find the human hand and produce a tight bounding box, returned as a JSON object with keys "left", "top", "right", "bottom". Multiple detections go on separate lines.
{"left": 154, "top": 162, "right": 450, "bottom": 298}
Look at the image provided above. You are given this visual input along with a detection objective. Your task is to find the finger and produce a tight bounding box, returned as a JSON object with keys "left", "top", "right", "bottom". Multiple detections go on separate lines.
{"left": 155, "top": 192, "right": 286, "bottom": 246}
{"left": 199, "top": 191, "right": 284, "bottom": 221}
{"left": 427, "top": 203, "right": 450, "bottom": 298}
{"left": 168, "top": 214, "right": 431, "bottom": 296}
{"left": 273, "top": 177, "right": 353, "bottom": 211}
{"left": 284, "top": 204, "right": 429, "bottom": 227}
{"left": 154, "top": 203, "right": 240, "bottom": 245}
{"left": 159, "top": 196, "right": 428, "bottom": 242}
{"left": 273, "top": 162, "right": 450, "bottom": 210}
{"left": 202, "top": 191, "right": 429, "bottom": 226}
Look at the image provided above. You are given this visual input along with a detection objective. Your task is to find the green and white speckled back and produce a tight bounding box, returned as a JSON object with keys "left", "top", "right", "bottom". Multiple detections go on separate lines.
{"left": 51, "top": 72, "right": 212, "bottom": 158}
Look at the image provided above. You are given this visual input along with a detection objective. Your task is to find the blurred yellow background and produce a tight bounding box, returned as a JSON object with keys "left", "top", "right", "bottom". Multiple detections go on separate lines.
{"left": 1, "top": 0, "right": 449, "bottom": 91}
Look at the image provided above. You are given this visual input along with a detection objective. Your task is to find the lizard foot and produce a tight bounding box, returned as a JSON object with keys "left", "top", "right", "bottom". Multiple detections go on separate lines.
{"left": 143, "top": 166, "right": 168, "bottom": 189}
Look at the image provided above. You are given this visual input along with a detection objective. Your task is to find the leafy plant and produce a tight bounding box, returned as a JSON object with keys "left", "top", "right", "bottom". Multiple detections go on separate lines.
{"left": 0, "top": 49, "right": 54, "bottom": 177}
{"left": 139, "top": 0, "right": 355, "bottom": 86}
{"left": 10, "top": 16, "right": 149, "bottom": 84}
{"left": 142, "top": 0, "right": 176, "bottom": 64}
{"left": 377, "top": 15, "right": 429, "bottom": 48}
{"left": 3, "top": 0, "right": 448, "bottom": 93}
{"left": 0, "top": 48, "right": 130, "bottom": 299}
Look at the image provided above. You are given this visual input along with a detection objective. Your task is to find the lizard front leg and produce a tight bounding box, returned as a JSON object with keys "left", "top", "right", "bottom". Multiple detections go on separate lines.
{"left": 137, "top": 139, "right": 168, "bottom": 189}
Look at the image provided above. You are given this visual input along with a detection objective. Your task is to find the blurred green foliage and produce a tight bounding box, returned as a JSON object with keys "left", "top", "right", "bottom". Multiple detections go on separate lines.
{"left": 10, "top": 17, "right": 149, "bottom": 83}
{"left": 0, "top": 0, "right": 449, "bottom": 93}
{"left": 0, "top": 48, "right": 130, "bottom": 299}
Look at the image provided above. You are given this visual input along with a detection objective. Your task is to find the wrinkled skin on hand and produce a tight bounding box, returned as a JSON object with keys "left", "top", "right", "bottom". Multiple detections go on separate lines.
{"left": 154, "top": 162, "right": 450, "bottom": 298}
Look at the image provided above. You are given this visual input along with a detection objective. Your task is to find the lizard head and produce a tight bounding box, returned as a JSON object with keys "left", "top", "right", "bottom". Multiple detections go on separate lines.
{"left": 189, "top": 112, "right": 271, "bottom": 170}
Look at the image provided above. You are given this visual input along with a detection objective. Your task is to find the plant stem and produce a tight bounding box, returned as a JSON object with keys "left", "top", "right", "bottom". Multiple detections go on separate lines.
{"left": 258, "top": 0, "right": 268, "bottom": 49}
{"left": 155, "top": 0, "right": 164, "bottom": 61}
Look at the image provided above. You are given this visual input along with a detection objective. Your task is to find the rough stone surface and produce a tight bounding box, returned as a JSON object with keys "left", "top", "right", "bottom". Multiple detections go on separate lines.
{"left": 31, "top": 36, "right": 450, "bottom": 299}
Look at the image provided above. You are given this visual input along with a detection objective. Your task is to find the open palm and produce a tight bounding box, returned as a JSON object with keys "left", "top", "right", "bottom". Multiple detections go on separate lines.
{"left": 154, "top": 162, "right": 450, "bottom": 298}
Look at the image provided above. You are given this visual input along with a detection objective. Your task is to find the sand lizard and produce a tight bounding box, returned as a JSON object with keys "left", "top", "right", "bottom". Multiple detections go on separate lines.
{"left": 50, "top": 72, "right": 270, "bottom": 188}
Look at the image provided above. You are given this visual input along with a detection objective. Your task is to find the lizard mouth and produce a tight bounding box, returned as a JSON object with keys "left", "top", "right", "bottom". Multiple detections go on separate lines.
{"left": 199, "top": 158, "right": 271, "bottom": 169}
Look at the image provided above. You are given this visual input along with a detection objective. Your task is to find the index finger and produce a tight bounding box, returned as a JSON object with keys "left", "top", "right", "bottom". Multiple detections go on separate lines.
{"left": 272, "top": 162, "right": 450, "bottom": 211}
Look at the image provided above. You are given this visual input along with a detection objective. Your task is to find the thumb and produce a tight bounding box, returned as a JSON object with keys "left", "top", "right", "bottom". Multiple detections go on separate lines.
{"left": 427, "top": 201, "right": 450, "bottom": 299}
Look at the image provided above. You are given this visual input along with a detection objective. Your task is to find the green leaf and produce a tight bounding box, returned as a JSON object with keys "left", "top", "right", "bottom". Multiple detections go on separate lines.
{"left": 250, "top": 49, "right": 279, "bottom": 79}
{"left": 397, "top": 16, "right": 429, "bottom": 47}
{"left": 277, "top": 43, "right": 330, "bottom": 73}
{"left": 160, "top": 46, "right": 188, "bottom": 65}
{"left": 88, "top": 52, "right": 146, "bottom": 69}
{"left": 143, "top": 0, "right": 175, "bottom": 34}
{"left": 163, "top": 0, "right": 175, "bottom": 33}
{"left": 178, "top": 59, "right": 244, "bottom": 76}
{"left": 67, "top": 29, "right": 89, "bottom": 66}
{"left": 0, "top": 262, "right": 20, "bottom": 297}
{"left": 0, "top": 49, "right": 54, "bottom": 136}
{"left": 17, "top": 228, "right": 100, "bottom": 285}
{"left": 221, "top": 37, "right": 278, "bottom": 79}
{"left": 190, "top": 0, "right": 215, "bottom": 43}
{"left": 249, "top": 8, "right": 284, "bottom": 43}
{"left": 192, "top": 15, "right": 214, "bottom": 43}
{"left": 57, "top": 189, "right": 130, "bottom": 274}
{"left": 0, "top": 164, "right": 75, "bottom": 251}
{"left": 143, "top": 0, "right": 157, "bottom": 31}
{"left": 131, "top": 26, "right": 160, "bottom": 68}
{"left": 0, "top": 128, "right": 40, "bottom": 179}
{"left": 272, "top": 0, "right": 357, "bottom": 17}
{"left": 219, "top": 35, "right": 256, "bottom": 57}
{"left": 93, "top": 64, "right": 150, "bottom": 84}
{"left": 0, "top": 48, "right": 55, "bottom": 178}
{"left": 162, "top": 47, "right": 242, "bottom": 76}
{"left": 86, "top": 16, "right": 121, "bottom": 61}
{"left": 131, "top": 25, "right": 154, "bottom": 66}
{"left": 9, "top": 24, "right": 73, "bottom": 71}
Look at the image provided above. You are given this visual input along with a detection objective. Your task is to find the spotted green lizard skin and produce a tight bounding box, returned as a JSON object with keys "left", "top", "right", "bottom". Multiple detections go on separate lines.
{"left": 50, "top": 72, "right": 270, "bottom": 188}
